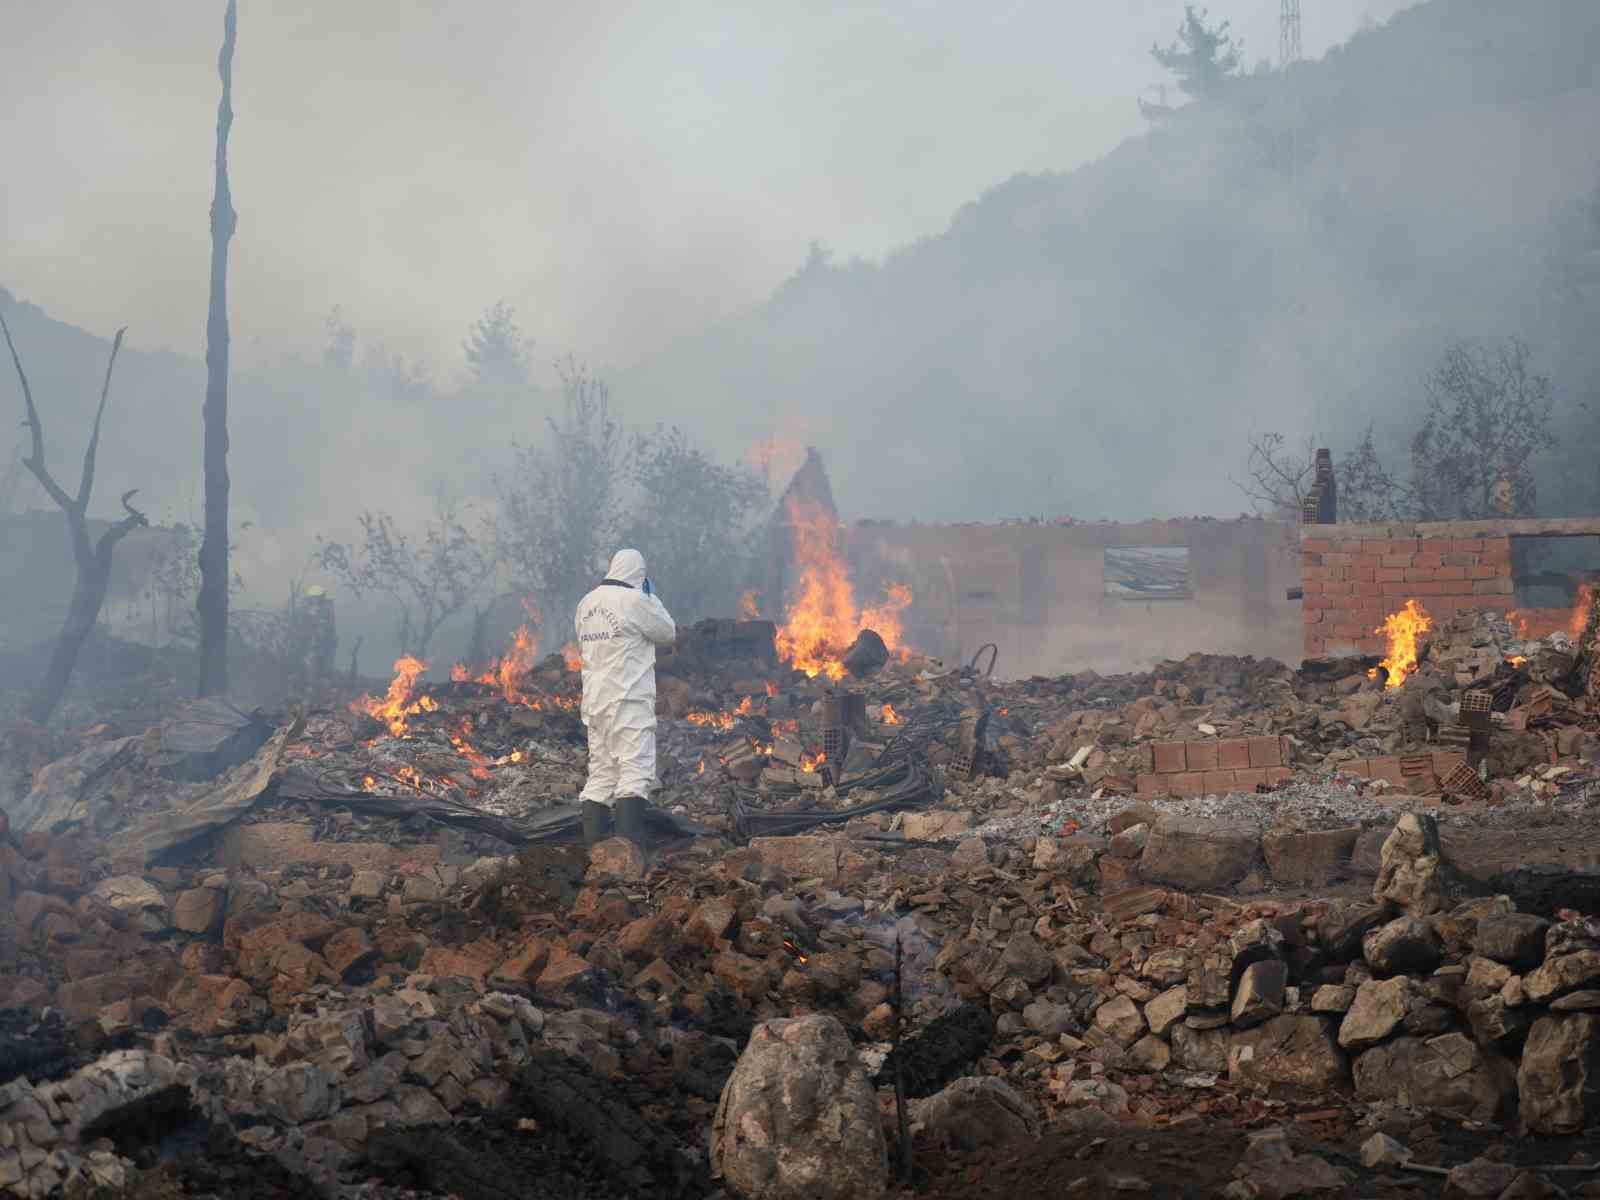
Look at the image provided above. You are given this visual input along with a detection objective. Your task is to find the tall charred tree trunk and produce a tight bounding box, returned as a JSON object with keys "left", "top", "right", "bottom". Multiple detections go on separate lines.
{"left": 0, "top": 316, "right": 148, "bottom": 725}
{"left": 197, "top": 0, "right": 238, "bottom": 698}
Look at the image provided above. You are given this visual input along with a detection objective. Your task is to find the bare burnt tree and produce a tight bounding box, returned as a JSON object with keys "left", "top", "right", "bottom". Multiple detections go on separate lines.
{"left": 0, "top": 314, "right": 148, "bottom": 724}
{"left": 197, "top": 0, "right": 238, "bottom": 698}
{"left": 1337, "top": 424, "right": 1414, "bottom": 523}
{"left": 1233, "top": 431, "right": 1317, "bottom": 517}
{"left": 318, "top": 496, "right": 495, "bottom": 658}
{"left": 493, "top": 358, "right": 627, "bottom": 639}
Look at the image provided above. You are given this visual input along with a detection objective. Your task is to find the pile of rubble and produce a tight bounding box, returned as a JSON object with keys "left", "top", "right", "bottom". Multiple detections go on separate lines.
{"left": 1, "top": 601, "right": 1599, "bottom": 1198}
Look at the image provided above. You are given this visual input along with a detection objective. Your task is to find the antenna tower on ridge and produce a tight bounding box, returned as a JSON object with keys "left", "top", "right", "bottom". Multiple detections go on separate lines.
{"left": 1280, "top": 0, "right": 1302, "bottom": 68}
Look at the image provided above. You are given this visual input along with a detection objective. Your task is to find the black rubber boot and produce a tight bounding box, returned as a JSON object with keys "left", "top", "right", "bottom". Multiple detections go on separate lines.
{"left": 580, "top": 800, "right": 613, "bottom": 847}
{"left": 613, "top": 795, "right": 651, "bottom": 851}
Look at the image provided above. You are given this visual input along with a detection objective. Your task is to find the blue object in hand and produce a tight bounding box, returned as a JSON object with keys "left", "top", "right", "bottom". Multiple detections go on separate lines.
{"left": 642, "top": 577, "right": 653, "bottom": 596}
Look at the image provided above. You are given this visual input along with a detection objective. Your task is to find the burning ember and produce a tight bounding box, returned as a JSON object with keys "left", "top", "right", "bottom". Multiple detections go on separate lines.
{"left": 782, "top": 937, "right": 809, "bottom": 965}
{"left": 738, "top": 590, "right": 761, "bottom": 619}
{"left": 774, "top": 495, "right": 914, "bottom": 680}
{"left": 881, "top": 702, "right": 904, "bottom": 725}
{"left": 448, "top": 718, "right": 493, "bottom": 781}
{"left": 1507, "top": 655, "right": 1528, "bottom": 668}
{"left": 562, "top": 642, "right": 583, "bottom": 672}
{"left": 799, "top": 750, "right": 827, "bottom": 773}
{"left": 1370, "top": 599, "right": 1433, "bottom": 689}
{"left": 686, "top": 710, "right": 738, "bottom": 732}
{"left": 354, "top": 656, "right": 436, "bottom": 735}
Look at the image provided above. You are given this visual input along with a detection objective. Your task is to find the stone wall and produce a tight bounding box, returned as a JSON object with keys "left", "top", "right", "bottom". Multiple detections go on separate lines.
{"left": 848, "top": 517, "right": 1301, "bottom": 678}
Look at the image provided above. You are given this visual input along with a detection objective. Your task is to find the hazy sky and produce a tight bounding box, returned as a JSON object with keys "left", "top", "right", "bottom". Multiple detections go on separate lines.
{"left": 6, "top": 0, "right": 1417, "bottom": 383}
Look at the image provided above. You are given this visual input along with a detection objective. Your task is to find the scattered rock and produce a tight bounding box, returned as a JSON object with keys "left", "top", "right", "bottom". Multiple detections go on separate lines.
{"left": 1229, "top": 1016, "right": 1344, "bottom": 1092}
{"left": 1474, "top": 913, "right": 1549, "bottom": 970}
{"left": 1354, "top": 1034, "right": 1513, "bottom": 1124}
{"left": 1363, "top": 916, "right": 1442, "bottom": 976}
{"left": 1231, "top": 960, "right": 1287, "bottom": 1029}
{"left": 910, "top": 1077, "right": 1039, "bottom": 1151}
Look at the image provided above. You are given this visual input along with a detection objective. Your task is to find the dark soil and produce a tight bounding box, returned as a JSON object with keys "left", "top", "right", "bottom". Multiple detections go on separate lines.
{"left": 876, "top": 1004, "right": 995, "bottom": 1099}
{"left": 0, "top": 1007, "right": 83, "bottom": 1086}
{"left": 362, "top": 1048, "right": 710, "bottom": 1200}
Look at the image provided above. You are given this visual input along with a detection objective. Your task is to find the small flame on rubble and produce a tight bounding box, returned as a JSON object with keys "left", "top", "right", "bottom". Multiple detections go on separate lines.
{"left": 449, "top": 718, "right": 493, "bottom": 781}
{"left": 1507, "top": 655, "right": 1528, "bottom": 668}
{"left": 738, "top": 590, "right": 761, "bottom": 619}
{"left": 1369, "top": 599, "right": 1433, "bottom": 689}
{"left": 686, "top": 710, "right": 738, "bottom": 731}
{"left": 1572, "top": 584, "right": 1595, "bottom": 640}
{"left": 361, "top": 774, "right": 377, "bottom": 790}
{"left": 782, "top": 937, "right": 809, "bottom": 965}
{"left": 354, "top": 656, "right": 434, "bottom": 736}
{"left": 881, "top": 702, "right": 904, "bottom": 725}
{"left": 562, "top": 642, "right": 583, "bottom": 672}
{"left": 800, "top": 750, "right": 827, "bottom": 773}
{"left": 774, "top": 495, "right": 914, "bottom": 680}
{"left": 509, "top": 749, "right": 524, "bottom": 763}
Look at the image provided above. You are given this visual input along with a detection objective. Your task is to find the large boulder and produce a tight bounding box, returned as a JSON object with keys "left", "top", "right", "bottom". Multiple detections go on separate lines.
{"left": 1372, "top": 812, "right": 1448, "bottom": 916}
{"left": 1139, "top": 816, "right": 1259, "bottom": 891}
{"left": 711, "top": 1014, "right": 886, "bottom": 1200}
{"left": 1228, "top": 1015, "right": 1345, "bottom": 1092}
{"left": 1523, "top": 951, "right": 1600, "bottom": 1004}
{"left": 1353, "top": 1034, "right": 1513, "bottom": 1123}
{"left": 1262, "top": 825, "right": 1360, "bottom": 887}
{"left": 1362, "top": 916, "right": 1442, "bottom": 976}
{"left": 1474, "top": 914, "right": 1549, "bottom": 970}
{"left": 1315, "top": 902, "right": 1388, "bottom": 962}
{"left": 909, "top": 1077, "right": 1038, "bottom": 1152}
{"left": 90, "top": 876, "right": 169, "bottom": 935}
{"left": 1518, "top": 1013, "right": 1600, "bottom": 1134}
{"left": 1339, "top": 977, "right": 1424, "bottom": 1051}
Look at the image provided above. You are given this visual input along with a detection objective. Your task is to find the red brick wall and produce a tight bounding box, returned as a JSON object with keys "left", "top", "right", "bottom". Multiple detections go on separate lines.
{"left": 1302, "top": 532, "right": 1513, "bottom": 659}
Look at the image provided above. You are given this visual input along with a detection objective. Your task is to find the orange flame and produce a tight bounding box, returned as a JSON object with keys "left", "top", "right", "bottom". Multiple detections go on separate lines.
{"left": 361, "top": 775, "right": 377, "bottom": 790}
{"left": 1507, "top": 655, "right": 1528, "bottom": 668}
{"left": 462, "top": 623, "right": 540, "bottom": 705}
{"left": 773, "top": 496, "right": 914, "bottom": 679}
{"left": 697, "top": 758, "right": 706, "bottom": 775}
{"left": 738, "top": 590, "right": 761, "bottom": 619}
{"left": 800, "top": 750, "right": 827, "bottom": 773}
{"left": 1571, "top": 584, "right": 1594, "bottom": 640}
{"left": 562, "top": 642, "right": 583, "bottom": 672}
{"left": 1371, "top": 600, "right": 1433, "bottom": 689}
{"left": 353, "top": 656, "right": 433, "bottom": 736}
{"left": 449, "top": 718, "right": 493, "bottom": 781}
{"left": 686, "top": 710, "right": 738, "bottom": 731}
{"left": 881, "top": 702, "right": 904, "bottom": 726}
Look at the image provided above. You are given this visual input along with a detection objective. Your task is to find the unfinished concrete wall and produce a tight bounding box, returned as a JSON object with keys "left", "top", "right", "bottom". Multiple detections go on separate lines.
{"left": 1301, "top": 517, "right": 1600, "bottom": 659}
{"left": 848, "top": 518, "right": 1301, "bottom": 677}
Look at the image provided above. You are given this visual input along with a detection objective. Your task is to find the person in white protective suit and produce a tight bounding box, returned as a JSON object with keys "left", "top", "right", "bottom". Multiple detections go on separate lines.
{"left": 575, "top": 549, "right": 676, "bottom": 848}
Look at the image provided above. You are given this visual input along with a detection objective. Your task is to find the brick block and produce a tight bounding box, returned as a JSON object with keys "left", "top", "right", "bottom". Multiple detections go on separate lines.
{"left": 1217, "top": 738, "right": 1251, "bottom": 770}
{"left": 1376, "top": 568, "right": 1404, "bottom": 583}
{"left": 1369, "top": 756, "right": 1405, "bottom": 786}
{"left": 1414, "top": 580, "right": 1443, "bottom": 595}
{"left": 1436, "top": 565, "right": 1466, "bottom": 580}
{"left": 1279, "top": 735, "right": 1295, "bottom": 764}
{"left": 1361, "top": 539, "right": 1389, "bottom": 554}
{"left": 1247, "top": 736, "right": 1283, "bottom": 769}
{"left": 1350, "top": 565, "right": 1376, "bottom": 583}
{"left": 1360, "top": 636, "right": 1386, "bottom": 655}
{"left": 1135, "top": 773, "right": 1166, "bottom": 798}
{"left": 1413, "top": 552, "right": 1444, "bottom": 569}
{"left": 1404, "top": 566, "right": 1438, "bottom": 582}
{"left": 1202, "top": 770, "right": 1237, "bottom": 794}
{"left": 1450, "top": 538, "right": 1487, "bottom": 554}
{"left": 1302, "top": 565, "right": 1328, "bottom": 582}
{"left": 1302, "top": 538, "right": 1332, "bottom": 553}
{"left": 1323, "top": 581, "right": 1353, "bottom": 596}
{"left": 1333, "top": 540, "right": 1364, "bottom": 554}
{"left": 1385, "top": 555, "right": 1416, "bottom": 569}
{"left": 1171, "top": 772, "right": 1204, "bottom": 798}
{"left": 1305, "top": 635, "right": 1327, "bottom": 657}
{"left": 1235, "top": 768, "right": 1269, "bottom": 790}
{"left": 1431, "top": 751, "right": 1467, "bottom": 777}
{"left": 1152, "top": 742, "right": 1187, "bottom": 773}
{"left": 1134, "top": 744, "right": 1155, "bottom": 772}
{"left": 1442, "top": 552, "right": 1477, "bottom": 568}
{"left": 1466, "top": 564, "right": 1498, "bottom": 580}
{"left": 1265, "top": 766, "right": 1294, "bottom": 786}
{"left": 1343, "top": 759, "right": 1372, "bottom": 778}
{"left": 1323, "top": 552, "right": 1355, "bottom": 568}
{"left": 1185, "top": 740, "right": 1219, "bottom": 771}
{"left": 1325, "top": 640, "right": 1359, "bottom": 657}
{"left": 1473, "top": 578, "right": 1514, "bottom": 595}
